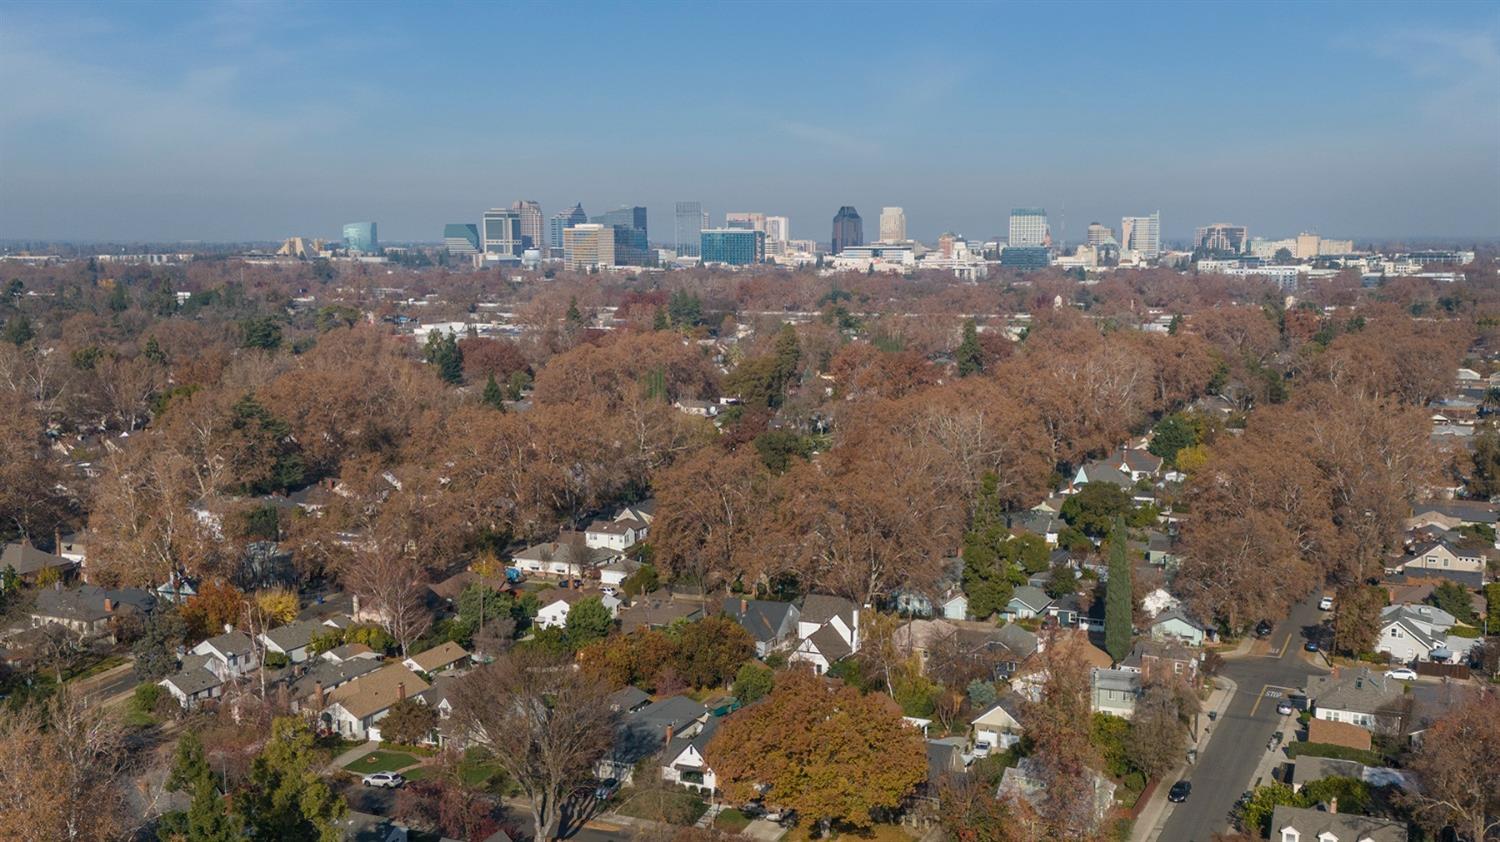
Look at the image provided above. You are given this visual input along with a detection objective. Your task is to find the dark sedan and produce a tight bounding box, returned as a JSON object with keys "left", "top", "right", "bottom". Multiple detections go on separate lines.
{"left": 1168, "top": 781, "right": 1192, "bottom": 803}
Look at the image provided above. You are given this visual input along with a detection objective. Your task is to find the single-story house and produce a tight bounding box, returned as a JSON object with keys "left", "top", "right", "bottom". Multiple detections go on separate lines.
{"left": 584, "top": 517, "right": 648, "bottom": 552}
{"left": 321, "top": 643, "right": 380, "bottom": 664}
{"left": 258, "top": 618, "right": 328, "bottom": 664}
{"left": 159, "top": 654, "right": 225, "bottom": 709}
{"left": 286, "top": 657, "right": 384, "bottom": 714}
{"left": 1149, "top": 608, "right": 1211, "bottom": 647}
{"left": 617, "top": 594, "right": 702, "bottom": 634}
{"left": 721, "top": 597, "right": 800, "bottom": 658}
{"left": 190, "top": 630, "right": 259, "bottom": 679}
{"left": 971, "top": 692, "right": 1027, "bottom": 752}
{"left": 402, "top": 641, "right": 470, "bottom": 675}
{"left": 1268, "top": 804, "right": 1407, "bottom": 842}
{"left": 1306, "top": 668, "right": 1404, "bottom": 730}
{"left": 1091, "top": 668, "right": 1141, "bottom": 718}
{"left": 1000, "top": 586, "right": 1053, "bottom": 621}
{"left": 320, "top": 663, "right": 431, "bottom": 742}
{"left": 154, "top": 574, "right": 200, "bottom": 605}
{"left": 1289, "top": 757, "right": 1367, "bottom": 793}
{"left": 534, "top": 590, "right": 622, "bottom": 630}
{"left": 598, "top": 558, "right": 642, "bottom": 589}
{"left": 30, "top": 584, "right": 154, "bottom": 640}
{"left": 509, "top": 540, "right": 618, "bottom": 579}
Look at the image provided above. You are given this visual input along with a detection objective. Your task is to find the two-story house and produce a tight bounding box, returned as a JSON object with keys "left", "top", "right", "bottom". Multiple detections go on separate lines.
{"left": 721, "top": 598, "right": 800, "bottom": 658}
{"left": 788, "top": 594, "right": 860, "bottom": 674}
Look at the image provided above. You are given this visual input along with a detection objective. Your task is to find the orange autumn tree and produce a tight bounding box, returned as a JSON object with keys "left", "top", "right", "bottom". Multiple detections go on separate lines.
{"left": 705, "top": 667, "right": 926, "bottom": 830}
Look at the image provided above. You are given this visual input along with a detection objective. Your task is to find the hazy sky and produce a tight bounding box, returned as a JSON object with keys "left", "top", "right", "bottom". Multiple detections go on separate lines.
{"left": 2, "top": 1, "right": 1497, "bottom": 244}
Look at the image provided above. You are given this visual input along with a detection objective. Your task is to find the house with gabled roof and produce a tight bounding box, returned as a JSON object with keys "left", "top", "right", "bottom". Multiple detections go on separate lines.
{"left": 1306, "top": 668, "right": 1404, "bottom": 731}
{"left": 618, "top": 593, "right": 702, "bottom": 634}
{"left": 30, "top": 584, "right": 154, "bottom": 640}
{"left": 660, "top": 714, "right": 723, "bottom": 795}
{"left": 258, "top": 618, "right": 328, "bottom": 664}
{"left": 1, "top": 541, "right": 77, "bottom": 582}
{"left": 971, "top": 691, "right": 1027, "bottom": 752}
{"left": 1376, "top": 603, "right": 1475, "bottom": 664}
{"left": 1149, "top": 608, "right": 1211, "bottom": 647}
{"left": 509, "top": 539, "right": 619, "bottom": 579}
{"left": 597, "top": 695, "right": 710, "bottom": 785}
{"left": 320, "top": 663, "right": 430, "bottom": 741}
{"left": 159, "top": 654, "right": 225, "bottom": 709}
{"left": 190, "top": 630, "right": 258, "bottom": 679}
{"left": 402, "top": 641, "right": 470, "bottom": 675}
{"left": 721, "top": 597, "right": 799, "bottom": 657}
{"left": 1386, "top": 539, "right": 1490, "bottom": 587}
{"left": 1269, "top": 804, "right": 1407, "bottom": 842}
{"left": 1000, "top": 586, "right": 1052, "bottom": 621}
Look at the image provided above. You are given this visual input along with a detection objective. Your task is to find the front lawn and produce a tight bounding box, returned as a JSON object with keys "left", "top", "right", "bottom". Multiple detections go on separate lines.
{"left": 714, "top": 808, "right": 752, "bottom": 833}
{"left": 346, "top": 749, "right": 421, "bottom": 775}
{"left": 783, "top": 824, "right": 916, "bottom": 841}
{"left": 614, "top": 788, "right": 707, "bottom": 826}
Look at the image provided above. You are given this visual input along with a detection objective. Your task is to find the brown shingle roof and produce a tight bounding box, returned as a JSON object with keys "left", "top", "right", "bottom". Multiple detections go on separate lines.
{"left": 326, "top": 663, "right": 430, "bottom": 720}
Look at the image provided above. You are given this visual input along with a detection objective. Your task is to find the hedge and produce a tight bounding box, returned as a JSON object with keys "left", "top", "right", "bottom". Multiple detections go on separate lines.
{"left": 1285, "top": 741, "right": 1384, "bottom": 766}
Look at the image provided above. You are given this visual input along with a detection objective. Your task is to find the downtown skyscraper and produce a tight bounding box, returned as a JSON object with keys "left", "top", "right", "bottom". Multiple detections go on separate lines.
{"left": 1120, "top": 212, "right": 1161, "bottom": 258}
{"left": 674, "top": 202, "right": 709, "bottom": 257}
{"left": 831, "top": 206, "right": 863, "bottom": 254}
{"left": 1008, "top": 208, "right": 1049, "bottom": 247}
{"left": 511, "top": 199, "right": 545, "bottom": 253}
{"left": 549, "top": 203, "right": 587, "bottom": 259}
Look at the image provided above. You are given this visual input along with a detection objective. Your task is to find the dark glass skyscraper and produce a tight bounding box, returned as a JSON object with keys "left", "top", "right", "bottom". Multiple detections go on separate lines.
{"left": 831, "top": 206, "right": 863, "bottom": 254}
{"left": 592, "top": 205, "right": 650, "bottom": 266}
{"left": 549, "top": 203, "right": 587, "bottom": 258}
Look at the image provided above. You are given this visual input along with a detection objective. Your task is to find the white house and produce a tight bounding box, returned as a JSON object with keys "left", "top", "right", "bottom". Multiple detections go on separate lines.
{"left": 971, "top": 693, "right": 1027, "bottom": 752}
{"left": 159, "top": 654, "right": 225, "bottom": 709}
{"left": 402, "top": 641, "right": 470, "bottom": 675}
{"left": 510, "top": 541, "right": 618, "bottom": 578}
{"left": 660, "top": 716, "right": 722, "bottom": 794}
{"left": 257, "top": 618, "right": 327, "bottom": 664}
{"left": 534, "top": 590, "right": 622, "bottom": 630}
{"left": 584, "top": 517, "right": 648, "bottom": 551}
{"left": 190, "top": 630, "right": 259, "bottom": 679}
{"left": 788, "top": 594, "right": 860, "bottom": 674}
{"left": 1149, "top": 609, "right": 1210, "bottom": 648}
{"left": 1306, "top": 668, "right": 1403, "bottom": 730}
{"left": 320, "top": 663, "right": 430, "bottom": 742}
{"left": 1376, "top": 603, "right": 1475, "bottom": 664}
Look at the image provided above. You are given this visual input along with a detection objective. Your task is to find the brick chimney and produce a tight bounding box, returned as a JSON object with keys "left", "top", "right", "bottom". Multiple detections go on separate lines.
{"left": 397, "top": 682, "right": 406, "bottom": 701}
{"left": 739, "top": 598, "right": 748, "bottom": 614}
{"left": 665, "top": 724, "right": 673, "bottom": 744}
{"left": 1328, "top": 796, "right": 1338, "bottom": 814}
{"left": 103, "top": 597, "right": 113, "bottom": 613}
{"left": 315, "top": 681, "right": 326, "bottom": 709}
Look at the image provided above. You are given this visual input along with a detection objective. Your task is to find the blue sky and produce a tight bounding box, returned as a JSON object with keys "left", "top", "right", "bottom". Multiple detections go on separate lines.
{"left": 2, "top": 0, "right": 1497, "bottom": 244}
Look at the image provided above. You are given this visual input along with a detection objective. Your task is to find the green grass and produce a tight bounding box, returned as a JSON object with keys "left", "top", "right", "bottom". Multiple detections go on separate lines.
{"left": 63, "top": 654, "right": 129, "bottom": 683}
{"left": 346, "top": 749, "right": 421, "bottom": 774}
{"left": 615, "top": 788, "right": 707, "bottom": 826}
{"left": 1285, "top": 741, "right": 1384, "bottom": 767}
{"left": 715, "top": 808, "right": 752, "bottom": 833}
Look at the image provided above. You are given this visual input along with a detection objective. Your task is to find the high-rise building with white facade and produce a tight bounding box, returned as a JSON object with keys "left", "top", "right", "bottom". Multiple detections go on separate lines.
{"left": 1121, "top": 212, "right": 1161, "bottom": 258}
{"left": 674, "top": 202, "right": 708, "bottom": 257}
{"left": 549, "top": 203, "right": 588, "bottom": 259}
{"left": 1086, "top": 222, "right": 1115, "bottom": 246}
{"left": 511, "top": 200, "right": 545, "bottom": 253}
{"left": 1008, "top": 208, "right": 1049, "bottom": 248}
{"left": 763, "top": 215, "right": 790, "bottom": 257}
{"left": 1194, "top": 223, "right": 1249, "bottom": 254}
{"left": 879, "top": 207, "right": 906, "bottom": 242}
{"left": 725, "top": 212, "right": 766, "bottom": 231}
{"left": 481, "top": 209, "right": 523, "bottom": 260}
{"left": 563, "top": 224, "right": 615, "bottom": 270}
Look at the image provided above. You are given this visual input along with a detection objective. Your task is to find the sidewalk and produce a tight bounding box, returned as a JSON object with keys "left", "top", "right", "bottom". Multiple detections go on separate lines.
{"left": 1128, "top": 675, "right": 1237, "bottom": 842}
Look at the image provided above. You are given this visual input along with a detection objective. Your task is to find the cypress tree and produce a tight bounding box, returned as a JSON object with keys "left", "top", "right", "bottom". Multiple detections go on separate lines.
{"left": 1104, "top": 515, "right": 1133, "bottom": 663}
{"left": 481, "top": 374, "right": 506, "bottom": 411}
{"left": 956, "top": 318, "right": 982, "bottom": 376}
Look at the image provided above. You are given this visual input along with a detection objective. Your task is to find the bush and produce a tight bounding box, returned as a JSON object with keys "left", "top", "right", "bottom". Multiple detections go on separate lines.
{"left": 1449, "top": 625, "right": 1482, "bottom": 639}
{"left": 262, "top": 652, "right": 290, "bottom": 670}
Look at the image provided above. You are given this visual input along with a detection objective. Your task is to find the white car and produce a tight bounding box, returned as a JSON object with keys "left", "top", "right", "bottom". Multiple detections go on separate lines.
{"left": 1384, "top": 668, "right": 1418, "bottom": 681}
{"left": 362, "top": 772, "right": 405, "bottom": 788}
{"left": 1318, "top": 596, "right": 1334, "bottom": 611}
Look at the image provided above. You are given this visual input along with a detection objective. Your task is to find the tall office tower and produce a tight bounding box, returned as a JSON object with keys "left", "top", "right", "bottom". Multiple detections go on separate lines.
{"left": 831, "top": 206, "right": 863, "bottom": 254}
{"left": 674, "top": 202, "right": 706, "bottom": 256}
{"left": 763, "top": 215, "right": 790, "bottom": 257}
{"left": 1120, "top": 212, "right": 1161, "bottom": 258}
{"left": 481, "top": 208, "right": 524, "bottom": 258}
{"left": 511, "top": 200, "right": 545, "bottom": 252}
{"left": 700, "top": 229, "right": 766, "bottom": 265}
{"left": 443, "top": 223, "right": 480, "bottom": 256}
{"left": 592, "top": 206, "right": 649, "bottom": 266}
{"left": 342, "top": 222, "right": 378, "bottom": 253}
{"left": 563, "top": 224, "right": 615, "bottom": 270}
{"left": 1008, "top": 208, "right": 1049, "bottom": 247}
{"left": 550, "top": 203, "right": 588, "bottom": 259}
{"left": 879, "top": 207, "right": 906, "bottom": 242}
{"left": 1194, "top": 223, "right": 1249, "bottom": 254}
{"left": 1086, "top": 222, "right": 1114, "bottom": 246}
{"left": 725, "top": 212, "right": 766, "bottom": 231}
{"left": 1295, "top": 232, "right": 1321, "bottom": 260}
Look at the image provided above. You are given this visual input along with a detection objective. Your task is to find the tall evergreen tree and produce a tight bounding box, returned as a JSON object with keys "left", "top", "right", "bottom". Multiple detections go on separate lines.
{"left": 241, "top": 718, "right": 346, "bottom": 841}
{"left": 158, "top": 732, "right": 242, "bottom": 842}
{"left": 1104, "top": 515, "right": 1133, "bottom": 663}
{"left": 2, "top": 313, "right": 33, "bottom": 346}
{"left": 955, "top": 318, "right": 983, "bottom": 377}
{"left": 481, "top": 374, "right": 506, "bottom": 411}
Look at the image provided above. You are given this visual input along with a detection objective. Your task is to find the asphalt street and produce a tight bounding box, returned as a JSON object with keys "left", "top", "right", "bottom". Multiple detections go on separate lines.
{"left": 1156, "top": 594, "right": 1328, "bottom": 842}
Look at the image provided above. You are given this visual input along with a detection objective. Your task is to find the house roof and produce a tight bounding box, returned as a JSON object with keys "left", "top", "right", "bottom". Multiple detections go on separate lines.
{"left": 721, "top": 597, "right": 797, "bottom": 643}
{"left": 512, "top": 541, "right": 616, "bottom": 567}
{"left": 665, "top": 715, "right": 723, "bottom": 763}
{"left": 325, "top": 663, "right": 430, "bottom": 719}
{"left": 993, "top": 623, "right": 1039, "bottom": 659}
{"left": 261, "top": 618, "right": 327, "bottom": 652}
{"left": 1306, "top": 717, "right": 1374, "bottom": 750}
{"left": 199, "top": 630, "right": 254, "bottom": 658}
{"left": 324, "top": 643, "right": 376, "bottom": 662}
{"left": 162, "top": 655, "right": 222, "bottom": 696}
{"left": 1306, "top": 668, "right": 1403, "bottom": 716}
{"left": 607, "top": 686, "right": 652, "bottom": 713}
{"left": 804, "top": 624, "right": 853, "bottom": 662}
{"left": 973, "top": 693, "right": 1027, "bottom": 729}
{"left": 1151, "top": 608, "right": 1208, "bottom": 632}
{"left": 1092, "top": 667, "right": 1141, "bottom": 695}
{"left": 288, "top": 657, "right": 383, "bottom": 701}
{"left": 406, "top": 641, "right": 469, "bottom": 673}
{"left": 1, "top": 542, "right": 76, "bottom": 576}
{"left": 33, "top": 584, "right": 154, "bottom": 624}
{"left": 1412, "top": 498, "right": 1498, "bottom": 524}
{"left": 799, "top": 593, "right": 857, "bottom": 626}
{"left": 925, "top": 737, "right": 966, "bottom": 785}
{"left": 585, "top": 518, "right": 645, "bottom": 536}
{"left": 618, "top": 595, "right": 701, "bottom": 633}
{"left": 1008, "top": 586, "right": 1052, "bottom": 613}
{"left": 1268, "top": 805, "right": 1407, "bottom": 842}
{"left": 1289, "top": 756, "right": 1366, "bottom": 790}
{"left": 610, "top": 695, "right": 709, "bottom": 766}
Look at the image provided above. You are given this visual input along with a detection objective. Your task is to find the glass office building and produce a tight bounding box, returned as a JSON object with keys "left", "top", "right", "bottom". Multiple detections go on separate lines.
{"left": 549, "top": 203, "right": 588, "bottom": 259}
{"left": 343, "top": 221, "right": 378, "bottom": 254}
{"left": 481, "top": 209, "right": 523, "bottom": 259}
{"left": 674, "top": 201, "right": 707, "bottom": 256}
{"left": 443, "top": 223, "right": 480, "bottom": 256}
{"left": 831, "top": 206, "right": 863, "bottom": 254}
{"left": 700, "top": 228, "right": 766, "bottom": 265}
{"left": 592, "top": 205, "right": 650, "bottom": 266}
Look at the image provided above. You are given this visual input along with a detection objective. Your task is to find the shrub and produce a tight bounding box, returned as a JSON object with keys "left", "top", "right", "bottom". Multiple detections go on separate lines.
{"left": 1284, "top": 742, "right": 1383, "bottom": 766}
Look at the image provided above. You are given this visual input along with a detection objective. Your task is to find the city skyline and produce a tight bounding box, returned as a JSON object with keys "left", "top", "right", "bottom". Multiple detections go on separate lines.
{"left": 2, "top": 1, "right": 1497, "bottom": 242}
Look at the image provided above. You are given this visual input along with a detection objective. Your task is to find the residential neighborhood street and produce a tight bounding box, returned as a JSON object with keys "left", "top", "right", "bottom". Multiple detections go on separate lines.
{"left": 1154, "top": 594, "right": 1328, "bottom": 842}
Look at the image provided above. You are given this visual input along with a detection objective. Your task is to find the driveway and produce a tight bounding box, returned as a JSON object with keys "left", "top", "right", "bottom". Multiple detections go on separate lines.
{"left": 1154, "top": 593, "right": 1328, "bottom": 842}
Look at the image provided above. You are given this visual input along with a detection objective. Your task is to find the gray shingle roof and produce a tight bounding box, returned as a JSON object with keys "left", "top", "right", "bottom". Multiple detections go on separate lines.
{"left": 1268, "top": 804, "right": 1407, "bottom": 842}
{"left": 261, "top": 618, "right": 327, "bottom": 652}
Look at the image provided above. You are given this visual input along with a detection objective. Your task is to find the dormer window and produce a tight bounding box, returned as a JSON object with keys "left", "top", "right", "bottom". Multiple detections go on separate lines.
{"left": 1318, "top": 833, "right": 1338, "bottom": 842}
{"left": 1281, "top": 829, "right": 1300, "bottom": 842}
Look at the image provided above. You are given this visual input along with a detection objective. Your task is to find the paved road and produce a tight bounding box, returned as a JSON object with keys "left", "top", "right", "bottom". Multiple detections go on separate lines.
{"left": 1156, "top": 594, "right": 1328, "bottom": 842}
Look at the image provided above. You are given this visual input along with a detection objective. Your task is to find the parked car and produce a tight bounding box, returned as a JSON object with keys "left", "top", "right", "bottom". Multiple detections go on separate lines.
{"left": 1385, "top": 667, "right": 1418, "bottom": 681}
{"left": 1267, "top": 731, "right": 1284, "bottom": 751}
{"left": 1318, "top": 596, "right": 1334, "bottom": 611}
{"left": 972, "top": 741, "right": 992, "bottom": 759}
{"left": 1168, "top": 781, "right": 1192, "bottom": 803}
{"left": 1276, "top": 700, "right": 1295, "bottom": 716}
{"left": 1304, "top": 641, "right": 1319, "bottom": 653}
{"left": 595, "top": 778, "right": 620, "bottom": 801}
{"left": 1255, "top": 620, "right": 1274, "bottom": 638}
{"left": 362, "top": 772, "right": 405, "bottom": 788}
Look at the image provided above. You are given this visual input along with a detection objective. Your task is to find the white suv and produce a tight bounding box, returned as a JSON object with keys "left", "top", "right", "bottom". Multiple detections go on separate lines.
{"left": 362, "top": 772, "right": 405, "bottom": 788}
